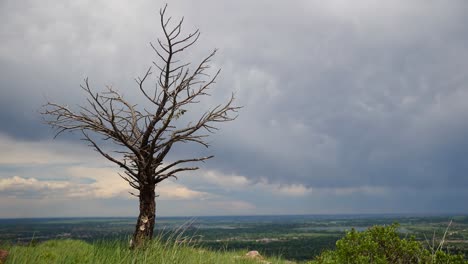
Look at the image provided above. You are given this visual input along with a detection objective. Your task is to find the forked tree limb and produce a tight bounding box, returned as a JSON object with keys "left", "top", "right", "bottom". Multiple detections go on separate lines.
{"left": 42, "top": 4, "right": 240, "bottom": 192}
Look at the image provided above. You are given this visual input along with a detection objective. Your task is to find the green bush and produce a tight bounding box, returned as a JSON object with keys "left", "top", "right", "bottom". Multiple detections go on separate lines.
{"left": 311, "top": 223, "right": 467, "bottom": 264}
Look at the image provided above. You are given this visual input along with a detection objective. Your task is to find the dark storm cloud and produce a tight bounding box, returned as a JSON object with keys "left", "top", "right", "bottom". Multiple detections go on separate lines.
{"left": 198, "top": 0, "right": 468, "bottom": 191}
{"left": 1, "top": 0, "right": 468, "bottom": 214}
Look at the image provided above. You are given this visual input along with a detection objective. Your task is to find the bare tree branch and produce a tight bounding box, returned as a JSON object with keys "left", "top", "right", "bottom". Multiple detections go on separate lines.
{"left": 41, "top": 5, "right": 239, "bottom": 246}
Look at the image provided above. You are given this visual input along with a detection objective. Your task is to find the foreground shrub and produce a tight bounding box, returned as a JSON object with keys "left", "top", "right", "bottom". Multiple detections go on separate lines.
{"left": 311, "top": 223, "right": 467, "bottom": 264}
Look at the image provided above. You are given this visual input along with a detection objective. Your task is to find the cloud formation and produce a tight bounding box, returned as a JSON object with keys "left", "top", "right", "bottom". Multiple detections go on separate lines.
{"left": 1, "top": 0, "right": 468, "bottom": 216}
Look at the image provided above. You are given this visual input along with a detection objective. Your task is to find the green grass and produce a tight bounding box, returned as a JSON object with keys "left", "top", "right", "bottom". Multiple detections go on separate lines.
{"left": 1, "top": 238, "right": 290, "bottom": 264}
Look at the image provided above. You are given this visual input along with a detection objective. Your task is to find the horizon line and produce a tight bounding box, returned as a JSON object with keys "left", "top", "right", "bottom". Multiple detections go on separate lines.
{"left": 0, "top": 212, "right": 466, "bottom": 220}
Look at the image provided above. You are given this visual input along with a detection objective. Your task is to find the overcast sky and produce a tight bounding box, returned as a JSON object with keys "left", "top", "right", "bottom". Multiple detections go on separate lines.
{"left": 1, "top": 0, "right": 468, "bottom": 218}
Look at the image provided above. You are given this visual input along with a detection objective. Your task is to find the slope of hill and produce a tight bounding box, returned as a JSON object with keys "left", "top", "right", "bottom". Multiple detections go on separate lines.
{"left": 1, "top": 239, "right": 290, "bottom": 264}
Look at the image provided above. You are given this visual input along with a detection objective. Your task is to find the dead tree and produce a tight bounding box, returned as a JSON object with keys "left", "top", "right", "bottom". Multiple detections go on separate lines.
{"left": 42, "top": 5, "right": 239, "bottom": 248}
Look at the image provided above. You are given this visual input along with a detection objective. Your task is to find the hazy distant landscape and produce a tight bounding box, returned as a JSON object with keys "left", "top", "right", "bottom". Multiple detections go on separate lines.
{"left": 1, "top": 215, "right": 467, "bottom": 261}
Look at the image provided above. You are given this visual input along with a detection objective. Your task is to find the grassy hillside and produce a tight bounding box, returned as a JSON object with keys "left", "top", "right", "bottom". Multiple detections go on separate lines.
{"left": 0, "top": 239, "right": 290, "bottom": 264}
{"left": 2, "top": 223, "right": 467, "bottom": 263}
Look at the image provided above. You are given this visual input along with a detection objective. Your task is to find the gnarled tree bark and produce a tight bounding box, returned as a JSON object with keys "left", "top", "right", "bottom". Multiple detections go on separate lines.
{"left": 133, "top": 183, "right": 156, "bottom": 246}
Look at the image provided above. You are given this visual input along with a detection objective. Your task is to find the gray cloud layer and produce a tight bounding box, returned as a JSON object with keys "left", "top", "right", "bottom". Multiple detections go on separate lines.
{"left": 1, "top": 0, "right": 468, "bottom": 215}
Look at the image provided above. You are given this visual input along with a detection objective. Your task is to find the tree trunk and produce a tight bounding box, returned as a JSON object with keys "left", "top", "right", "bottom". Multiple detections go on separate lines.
{"left": 131, "top": 184, "right": 156, "bottom": 248}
